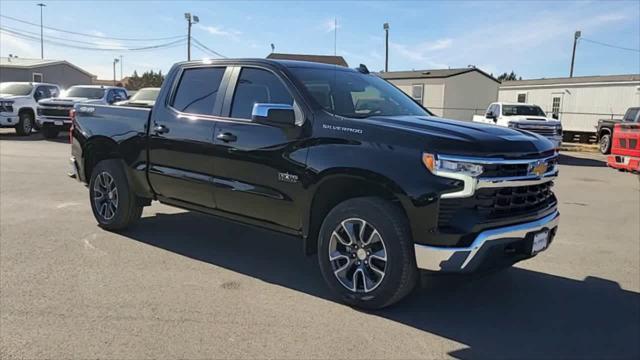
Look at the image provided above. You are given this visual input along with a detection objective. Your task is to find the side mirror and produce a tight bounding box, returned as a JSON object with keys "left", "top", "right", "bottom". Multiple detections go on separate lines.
{"left": 486, "top": 112, "right": 497, "bottom": 122}
{"left": 252, "top": 103, "right": 296, "bottom": 126}
{"left": 552, "top": 113, "right": 559, "bottom": 120}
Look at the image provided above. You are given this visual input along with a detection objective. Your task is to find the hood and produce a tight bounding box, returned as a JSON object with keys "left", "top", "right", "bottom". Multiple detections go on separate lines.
{"left": 39, "top": 97, "right": 103, "bottom": 105}
{"left": 507, "top": 115, "right": 556, "bottom": 122}
{"left": 365, "top": 115, "right": 555, "bottom": 158}
{"left": 0, "top": 94, "right": 29, "bottom": 101}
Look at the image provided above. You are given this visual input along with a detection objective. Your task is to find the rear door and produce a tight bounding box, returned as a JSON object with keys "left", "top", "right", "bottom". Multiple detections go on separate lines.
{"left": 147, "top": 65, "right": 230, "bottom": 209}
{"left": 211, "top": 65, "right": 309, "bottom": 230}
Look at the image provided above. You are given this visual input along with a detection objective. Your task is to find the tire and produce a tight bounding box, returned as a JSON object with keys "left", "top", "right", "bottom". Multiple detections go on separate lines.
{"left": 41, "top": 126, "right": 60, "bottom": 139}
{"left": 14, "top": 111, "right": 34, "bottom": 136}
{"left": 317, "top": 197, "right": 418, "bottom": 309}
{"left": 89, "top": 159, "right": 143, "bottom": 231}
{"left": 599, "top": 133, "right": 612, "bottom": 154}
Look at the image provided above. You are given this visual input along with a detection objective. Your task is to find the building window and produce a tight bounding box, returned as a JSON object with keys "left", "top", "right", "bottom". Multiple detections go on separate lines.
{"left": 517, "top": 92, "right": 527, "bottom": 103}
{"left": 551, "top": 96, "right": 562, "bottom": 118}
{"left": 32, "top": 73, "right": 43, "bottom": 82}
{"left": 412, "top": 84, "right": 423, "bottom": 103}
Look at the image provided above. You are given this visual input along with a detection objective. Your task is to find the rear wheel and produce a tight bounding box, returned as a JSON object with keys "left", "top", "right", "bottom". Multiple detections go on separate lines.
{"left": 89, "top": 159, "right": 143, "bottom": 231}
{"left": 317, "top": 197, "right": 418, "bottom": 309}
{"left": 41, "top": 126, "right": 60, "bottom": 139}
{"left": 14, "top": 112, "right": 34, "bottom": 136}
{"left": 599, "top": 133, "right": 612, "bottom": 154}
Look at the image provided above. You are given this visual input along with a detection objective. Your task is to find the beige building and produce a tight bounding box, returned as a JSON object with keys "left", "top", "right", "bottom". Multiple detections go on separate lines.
{"left": 0, "top": 57, "right": 95, "bottom": 89}
{"left": 378, "top": 67, "right": 500, "bottom": 120}
{"left": 499, "top": 74, "right": 640, "bottom": 137}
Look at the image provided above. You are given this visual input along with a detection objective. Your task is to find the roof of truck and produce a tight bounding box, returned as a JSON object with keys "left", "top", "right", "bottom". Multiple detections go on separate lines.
{"left": 178, "top": 58, "right": 360, "bottom": 72}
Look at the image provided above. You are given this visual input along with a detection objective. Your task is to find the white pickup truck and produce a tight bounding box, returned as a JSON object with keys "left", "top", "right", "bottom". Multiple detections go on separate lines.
{"left": 473, "top": 102, "right": 563, "bottom": 148}
{"left": 0, "top": 82, "right": 61, "bottom": 135}
{"left": 37, "top": 85, "right": 128, "bottom": 138}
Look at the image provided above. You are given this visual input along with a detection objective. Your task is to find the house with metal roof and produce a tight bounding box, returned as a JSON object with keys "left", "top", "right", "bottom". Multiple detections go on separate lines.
{"left": 499, "top": 74, "right": 640, "bottom": 139}
{"left": 378, "top": 67, "right": 500, "bottom": 120}
{"left": 0, "top": 57, "right": 95, "bottom": 89}
{"left": 266, "top": 53, "right": 349, "bottom": 67}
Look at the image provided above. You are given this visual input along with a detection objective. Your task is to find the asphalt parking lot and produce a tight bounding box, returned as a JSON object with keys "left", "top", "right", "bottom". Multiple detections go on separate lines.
{"left": 1, "top": 128, "right": 639, "bottom": 359}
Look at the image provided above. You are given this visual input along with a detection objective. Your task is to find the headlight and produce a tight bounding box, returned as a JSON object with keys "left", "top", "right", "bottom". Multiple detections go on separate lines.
{"left": 422, "top": 153, "right": 484, "bottom": 177}
{"left": 0, "top": 100, "right": 15, "bottom": 107}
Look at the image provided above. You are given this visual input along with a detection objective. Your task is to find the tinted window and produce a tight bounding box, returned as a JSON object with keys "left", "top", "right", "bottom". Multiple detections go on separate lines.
{"left": 503, "top": 105, "right": 546, "bottom": 117}
{"left": 624, "top": 108, "right": 639, "bottom": 122}
{"left": 291, "top": 67, "right": 429, "bottom": 119}
{"left": 46, "top": 86, "right": 59, "bottom": 98}
{"left": 66, "top": 87, "right": 105, "bottom": 99}
{"left": 172, "top": 67, "right": 225, "bottom": 115}
{"left": 34, "top": 86, "right": 49, "bottom": 101}
{"left": 230, "top": 68, "right": 293, "bottom": 119}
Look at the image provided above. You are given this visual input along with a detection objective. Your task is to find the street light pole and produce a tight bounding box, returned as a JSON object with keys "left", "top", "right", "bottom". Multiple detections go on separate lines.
{"left": 570, "top": 30, "right": 581, "bottom": 78}
{"left": 383, "top": 23, "right": 389, "bottom": 72}
{"left": 119, "top": 55, "right": 123, "bottom": 80}
{"left": 185, "top": 13, "right": 199, "bottom": 61}
{"left": 113, "top": 58, "right": 119, "bottom": 86}
{"left": 37, "top": 3, "right": 46, "bottom": 59}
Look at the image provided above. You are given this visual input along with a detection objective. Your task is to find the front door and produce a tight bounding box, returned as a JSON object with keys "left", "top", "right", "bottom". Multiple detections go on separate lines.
{"left": 212, "top": 66, "right": 309, "bottom": 230}
{"left": 147, "top": 65, "right": 229, "bottom": 209}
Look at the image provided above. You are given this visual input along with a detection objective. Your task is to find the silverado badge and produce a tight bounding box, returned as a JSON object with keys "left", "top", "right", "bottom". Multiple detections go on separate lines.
{"left": 278, "top": 172, "right": 299, "bottom": 183}
{"left": 529, "top": 161, "right": 548, "bottom": 177}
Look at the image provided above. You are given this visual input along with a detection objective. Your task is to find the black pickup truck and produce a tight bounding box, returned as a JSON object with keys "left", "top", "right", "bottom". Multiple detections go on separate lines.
{"left": 70, "top": 59, "right": 560, "bottom": 309}
{"left": 597, "top": 107, "right": 640, "bottom": 154}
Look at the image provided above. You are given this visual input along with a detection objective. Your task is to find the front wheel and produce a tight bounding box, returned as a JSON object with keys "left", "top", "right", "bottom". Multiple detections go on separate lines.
{"left": 41, "top": 126, "right": 60, "bottom": 139}
{"left": 89, "top": 159, "right": 143, "bottom": 231}
{"left": 14, "top": 112, "right": 34, "bottom": 136}
{"left": 599, "top": 133, "right": 612, "bottom": 154}
{"left": 318, "top": 197, "right": 418, "bottom": 309}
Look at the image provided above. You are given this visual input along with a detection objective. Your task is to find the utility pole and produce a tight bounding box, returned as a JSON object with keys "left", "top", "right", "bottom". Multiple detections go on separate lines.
{"left": 570, "top": 30, "right": 581, "bottom": 78}
{"left": 185, "top": 13, "right": 199, "bottom": 61}
{"left": 119, "top": 55, "right": 123, "bottom": 80}
{"left": 383, "top": 23, "right": 389, "bottom": 72}
{"left": 113, "top": 58, "right": 119, "bottom": 86}
{"left": 37, "top": 3, "right": 46, "bottom": 59}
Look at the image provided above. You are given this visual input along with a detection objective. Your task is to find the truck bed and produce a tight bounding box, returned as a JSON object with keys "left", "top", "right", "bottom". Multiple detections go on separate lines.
{"left": 74, "top": 104, "right": 151, "bottom": 141}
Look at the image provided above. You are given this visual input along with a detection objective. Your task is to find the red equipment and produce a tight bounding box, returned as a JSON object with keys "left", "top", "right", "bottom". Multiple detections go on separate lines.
{"left": 607, "top": 123, "right": 640, "bottom": 173}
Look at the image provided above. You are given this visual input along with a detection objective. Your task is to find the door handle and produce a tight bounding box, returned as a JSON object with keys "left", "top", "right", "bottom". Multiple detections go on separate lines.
{"left": 216, "top": 132, "right": 237, "bottom": 143}
{"left": 153, "top": 124, "right": 169, "bottom": 134}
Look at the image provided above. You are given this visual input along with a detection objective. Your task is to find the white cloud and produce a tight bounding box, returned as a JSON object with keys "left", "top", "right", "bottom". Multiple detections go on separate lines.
{"left": 321, "top": 18, "right": 341, "bottom": 33}
{"left": 0, "top": 32, "right": 37, "bottom": 55}
{"left": 199, "top": 25, "right": 242, "bottom": 39}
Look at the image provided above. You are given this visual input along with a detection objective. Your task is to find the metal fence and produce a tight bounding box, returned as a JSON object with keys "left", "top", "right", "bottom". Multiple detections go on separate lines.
{"left": 427, "top": 107, "right": 626, "bottom": 121}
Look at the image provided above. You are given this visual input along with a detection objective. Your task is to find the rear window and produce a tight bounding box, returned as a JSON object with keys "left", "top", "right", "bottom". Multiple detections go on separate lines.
{"left": 624, "top": 108, "right": 639, "bottom": 122}
{"left": 502, "top": 105, "right": 546, "bottom": 117}
{"left": 65, "top": 87, "right": 105, "bottom": 99}
{"left": 171, "top": 67, "right": 225, "bottom": 115}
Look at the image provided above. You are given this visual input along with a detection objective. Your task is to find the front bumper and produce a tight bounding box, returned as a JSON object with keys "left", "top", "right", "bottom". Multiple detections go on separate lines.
{"left": 0, "top": 113, "right": 18, "bottom": 127}
{"left": 415, "top": 210, "right": 559, "bottom": 272}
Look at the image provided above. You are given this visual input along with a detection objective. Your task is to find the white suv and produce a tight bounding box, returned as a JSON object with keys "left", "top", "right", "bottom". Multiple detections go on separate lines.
{"left": 0, "top": 82, "right": 61, "bottom": 135}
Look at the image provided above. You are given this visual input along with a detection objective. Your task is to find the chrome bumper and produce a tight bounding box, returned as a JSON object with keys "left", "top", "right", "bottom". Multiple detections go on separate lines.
{"left": 68, "top": 156, "right": 80, "bottom": 181}
{"left": 414, "top": 211, "right": 560, "bottom": 272}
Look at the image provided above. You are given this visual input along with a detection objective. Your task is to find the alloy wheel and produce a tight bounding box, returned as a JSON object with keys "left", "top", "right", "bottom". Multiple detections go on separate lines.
{"left": 93, "top": 171, "right": 118, "bottom": 220}
{"left": 328, "top": 218, "right": 388, "bottom": 293}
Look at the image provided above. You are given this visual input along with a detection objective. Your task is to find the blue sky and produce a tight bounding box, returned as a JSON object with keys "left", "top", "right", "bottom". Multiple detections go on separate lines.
{"left": 1, "top": 0, "right": 639, "bottom": 80}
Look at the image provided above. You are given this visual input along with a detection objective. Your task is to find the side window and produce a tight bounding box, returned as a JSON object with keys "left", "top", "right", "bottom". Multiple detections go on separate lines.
{"left": 46, "top": 86, "right": 59, "bottom": 98}
{"left": 411, "top": 84, "right": 423, "bottom": 103}
{"left": 106, "top": 90, "right": 115, "bottom": 103}
{"left": 624, "top": 108, "right": 639, "bottom": 122}
{"left": 34, "top": 86, "right": 48, "bottom": 101}
{"left": 172, "top": 67, "right": 225, "bottom": 115}
{"left": 230, "top": 68, "right": 293, "bottom": 120}
{"left": 494, "top": 104, "right": 501, "bottom": 116}
{"left": 487, "top": 104, "right": 496, "bottom": 116}
{"left": 517, "top": 93, "right": 527, "bottom": 103}
{"left": 116, "top": 89, "right": 127, "bottom": 100}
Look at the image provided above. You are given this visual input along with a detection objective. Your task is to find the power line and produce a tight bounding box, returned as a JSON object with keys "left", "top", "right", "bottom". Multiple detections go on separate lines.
{"left": 1, "top": 25, "right": 123, "bottom": 45}
{"left": 580, "top": 37, "right": 640, "bottom": 53}
{"left": 1, "top": 27, "right": 186, "bottom": 51}
{"left": 192, "top": 38, "right": 227, "bottom": 58}
{"left": 0, "top": 14, "right": 184, "bottom": 41}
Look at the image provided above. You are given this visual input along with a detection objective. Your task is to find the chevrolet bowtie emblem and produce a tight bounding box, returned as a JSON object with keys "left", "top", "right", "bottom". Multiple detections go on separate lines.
{"left": 529, "top": 161, "right": 548, "bottom": 177}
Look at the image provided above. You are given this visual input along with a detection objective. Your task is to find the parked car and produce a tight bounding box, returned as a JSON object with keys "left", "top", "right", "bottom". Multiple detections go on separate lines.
{"left": 473, "top": 102, "right": 563, "bottom": 148}
{"left": 70, "top": 59, "right": 560, "bottom": 309}
{"left": 0, "top": 82, "right": 61, "bottom": 135}
{"left": 596, "top": 107, "right": 640, "bottom": 154}
{"left": 37, "top": 85, "right": 128, "bottom": 138}
{"left": 114, "top": 87, "right": 160, "bottom": 108}
{"left": 607, "top": 122, "right": 640, "bottom": 173}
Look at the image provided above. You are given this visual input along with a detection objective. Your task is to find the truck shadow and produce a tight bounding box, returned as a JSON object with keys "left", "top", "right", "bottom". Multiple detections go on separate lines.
{"left": 124, "top": 210, "right": 639, "bottom": 360}
{"left": 0, "top": 131, "right": 68, "bottom": 143}
{"left": 558, "top": 153, "right": 606, "bottom": 167}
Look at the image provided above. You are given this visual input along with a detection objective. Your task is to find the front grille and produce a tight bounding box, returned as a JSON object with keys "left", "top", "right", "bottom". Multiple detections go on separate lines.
{"left": 482, "top": 156, "right": 558, "bottom": 178}
{"left": 0, "top": 105, "right": 14, "bottom": 113}
{"left": 39, "top": 105, "right": 73, "bottom": 118}
{"left": 518, "top": 124, "right": 559, "bottom": 137}
{"left": 438, "top": 181, "right": 556, "bottom": 228}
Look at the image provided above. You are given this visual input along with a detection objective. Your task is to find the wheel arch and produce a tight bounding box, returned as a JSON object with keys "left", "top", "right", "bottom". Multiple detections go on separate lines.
{"left": 302, "top": 170, "right": 410, "bottom": 256}
{"left": 18, "top": 107, "right": 35, "bottom": 117}
{"left": 82, "top": 135, "right": 123, "bottom": 182}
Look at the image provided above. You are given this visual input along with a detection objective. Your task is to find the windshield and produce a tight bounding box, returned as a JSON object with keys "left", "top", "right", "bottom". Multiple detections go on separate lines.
{"left": 65, "top": 87, "right": 105, "bottom": 99}
{"left": 503, "top": 105, "right": 546, "bottom": 117}
{"left": 0, "top": 83, "right": 33, "bottom": 96}
{"left": 130, "top": 88, "right": 160, "bottom": 102}
{"left": 290, "top": 67, "right": 429, "bottom": 118}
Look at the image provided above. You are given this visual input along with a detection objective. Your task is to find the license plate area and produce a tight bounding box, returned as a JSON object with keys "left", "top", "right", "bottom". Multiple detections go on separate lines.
{"left": 54, "top": 120, "right": 63, "bottom": 126}
{"left": 531, "top": 230, "right": 549, "bottom": 255}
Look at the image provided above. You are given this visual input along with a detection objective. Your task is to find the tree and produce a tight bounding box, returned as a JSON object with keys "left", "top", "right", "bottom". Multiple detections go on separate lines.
{"left": 496, "top": 71, "right": 521, "bottom": 82}
{"left": 126, "top": 70, "right": 164, "bottom": 90}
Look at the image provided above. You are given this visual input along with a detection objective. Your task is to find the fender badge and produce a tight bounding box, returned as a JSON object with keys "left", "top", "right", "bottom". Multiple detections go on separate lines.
{"left": 278, "top": 172, "right": 299, "bottom": 183}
